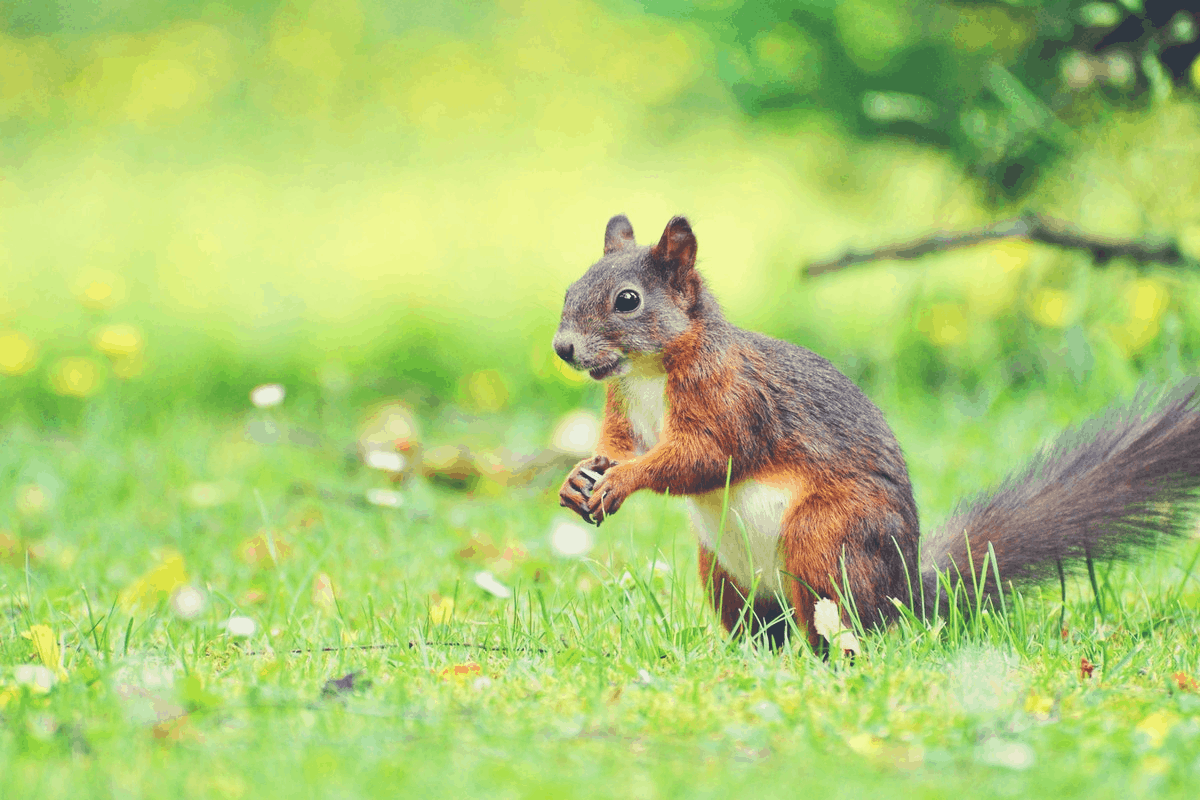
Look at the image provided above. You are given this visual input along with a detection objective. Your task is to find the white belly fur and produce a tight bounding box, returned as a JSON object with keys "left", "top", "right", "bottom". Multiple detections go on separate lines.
{"left": 616, "top": 366, "right": 787, "bottom": 599}
{"left": 688, "top": 482, "right": 789, "bottom": 598}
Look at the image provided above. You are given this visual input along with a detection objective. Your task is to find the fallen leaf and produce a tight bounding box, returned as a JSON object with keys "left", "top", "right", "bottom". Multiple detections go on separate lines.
{"left": 429, "top": 595, "right": 454, "bottom": 626}
{"left": 322, "top": 672, "right": 370, "bottom": 696}
{"left": 120, "top": 551, "right": 187, "bottom": 611}
{"left": 24, "top": 624, "right": 67, "bottom": 681}
{"left": 438, "top": 662, "right": 482, "bottom": 680}
{"left": 1172, "top": 672, "right": 1199, "bottom": 692}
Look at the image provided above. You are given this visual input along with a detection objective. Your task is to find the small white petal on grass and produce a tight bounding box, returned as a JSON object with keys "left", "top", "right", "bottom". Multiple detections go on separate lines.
{"left": 366, "top": 488, "right": 403, "bottom": 508}
{"left": 550, "top": 521, "right": 593, "bottom": 557}
{"left": 223, "top": 616, "right": 257, "bottom": 637}
{"left": 976, "top": 737, "right": 1035, "bottom": 770}
{"left": 364, "top": 449, "right": 406, "bottom": 473}
{"left": 472, "top": 676, "right": 493, "bottom": 691}
{"left": 474, "top": 570, "right": 512, "bottom": 599}
{"left": 184, "top": 482, "right": 228, "bottom": 508}
{"left": 551, "top": 410, "right": 601, "bottom": 456}
{"left": 813, "top": 598, "right": 860, "bottom": 655}
{"left": 250, "top": 383, "right": 286, "bottom": 408}
{"left": 14, "top": 664, "right": 56, "bottom": 691}
{"left": 170, "top": 585, "right": 205, "bottom": 620}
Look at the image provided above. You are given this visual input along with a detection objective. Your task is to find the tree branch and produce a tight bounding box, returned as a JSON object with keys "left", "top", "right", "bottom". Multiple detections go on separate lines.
{"left": 805, "top": 212, "right": 1194, "bottom": 276}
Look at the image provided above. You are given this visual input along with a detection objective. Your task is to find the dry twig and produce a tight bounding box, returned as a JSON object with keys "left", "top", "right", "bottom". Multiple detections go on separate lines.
{"left": 806, "top": 212, "right": 1193, "bottom": 276}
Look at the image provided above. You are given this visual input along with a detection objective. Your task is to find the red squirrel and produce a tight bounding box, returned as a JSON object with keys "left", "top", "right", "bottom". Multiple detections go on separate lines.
{"left": 553, "top": 214, "right": 1200, "bottom": 648}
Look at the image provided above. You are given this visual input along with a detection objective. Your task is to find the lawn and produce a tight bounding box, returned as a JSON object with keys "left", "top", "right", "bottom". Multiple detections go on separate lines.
{"left": 5, "top": 2, "right": 1200, "bottom": 795}
{"left": 3, "top": 382, "right": 1200, "bottom": 800}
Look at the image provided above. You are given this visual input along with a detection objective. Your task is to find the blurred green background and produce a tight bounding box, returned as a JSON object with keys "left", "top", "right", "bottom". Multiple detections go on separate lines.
{"left": 2, "top": 0, "right": 1200, "bottom": 431}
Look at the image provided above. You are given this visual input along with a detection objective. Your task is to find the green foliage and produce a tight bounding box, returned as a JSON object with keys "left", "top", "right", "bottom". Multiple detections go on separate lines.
{"left": 645, "top": 0, "right": 1200, "bottom": 198}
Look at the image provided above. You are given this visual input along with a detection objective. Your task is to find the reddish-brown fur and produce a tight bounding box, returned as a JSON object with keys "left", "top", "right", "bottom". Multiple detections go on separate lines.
{"left": 556, "top": 214, "right": 1200, "bottom": 649}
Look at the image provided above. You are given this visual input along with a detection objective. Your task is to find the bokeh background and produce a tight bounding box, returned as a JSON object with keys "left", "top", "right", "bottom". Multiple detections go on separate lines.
{"left": 2, "top": 0, "right": 1200, "bottom": 467}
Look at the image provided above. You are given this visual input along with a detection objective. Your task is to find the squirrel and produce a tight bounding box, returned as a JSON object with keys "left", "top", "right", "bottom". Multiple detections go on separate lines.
{"left": 553, "top": 214, "right": 1200, "bottom": 649}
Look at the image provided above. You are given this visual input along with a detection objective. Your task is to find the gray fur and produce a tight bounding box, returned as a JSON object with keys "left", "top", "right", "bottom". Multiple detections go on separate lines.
{"left": 557, "top": 213, "right": 1200, "bottom": 634}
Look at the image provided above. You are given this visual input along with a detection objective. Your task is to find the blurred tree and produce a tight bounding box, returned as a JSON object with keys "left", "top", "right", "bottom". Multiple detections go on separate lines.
{"left": 642, "top": 0, "right": 1200, "bottom": 201}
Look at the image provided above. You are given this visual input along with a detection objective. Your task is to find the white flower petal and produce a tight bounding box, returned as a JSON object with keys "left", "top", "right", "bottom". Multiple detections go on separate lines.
{"left": 474, "top": 570, "right": 512, "bottom": 599}
{"left": 365, "top": 488, "right": 404, "bottom": 508}
{"left": 364, "top": 449, "right": 406, "bottom": 473}
{"left": 224, "top": 616, "right": 257, "bottom": 637}
{"left": 13, "top": 664, "right": 56, "bottom": 691}
{"left": 170, "top": 585, "right": 206, "bottom": 620}
{"left": 813, "top": 598, "right": 859, "bottom": 655}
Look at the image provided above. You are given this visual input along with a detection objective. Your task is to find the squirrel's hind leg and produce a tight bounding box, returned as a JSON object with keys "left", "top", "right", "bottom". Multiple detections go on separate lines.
{"left": 697, "top": 545, "right": 789, "bottom": 648}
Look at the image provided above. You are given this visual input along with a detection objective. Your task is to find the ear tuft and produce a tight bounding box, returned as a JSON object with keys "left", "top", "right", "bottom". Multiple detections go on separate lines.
{"left": 651, "top": 216, "right": 696, "bottom": 270}
{"left": 603, "top": 215, "right": 636, "bottom": 255}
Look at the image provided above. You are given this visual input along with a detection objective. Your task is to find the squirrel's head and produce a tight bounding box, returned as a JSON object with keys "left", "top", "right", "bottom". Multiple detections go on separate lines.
{"left": 553, "top": 215, "right": 702, "bottom": 380}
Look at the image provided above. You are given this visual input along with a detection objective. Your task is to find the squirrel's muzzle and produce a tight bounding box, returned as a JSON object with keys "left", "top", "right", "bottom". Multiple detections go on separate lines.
{"left": 552, "top": 333, "right": 577, "bottom": 365}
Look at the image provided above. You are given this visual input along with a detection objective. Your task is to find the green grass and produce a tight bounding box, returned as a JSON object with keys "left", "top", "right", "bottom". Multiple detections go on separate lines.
{"left": 3, "top": 392, "right": 1200, "bottom": 800}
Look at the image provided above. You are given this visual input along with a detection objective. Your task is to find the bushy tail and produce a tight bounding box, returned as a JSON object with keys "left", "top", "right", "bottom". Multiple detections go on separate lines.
{"left": 920, "top": 381, "right": 1200, "bottom": 611}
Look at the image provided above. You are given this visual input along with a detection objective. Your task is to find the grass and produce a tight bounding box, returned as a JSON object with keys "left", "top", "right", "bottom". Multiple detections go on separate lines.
{"left": 3, "top": 389, "right": 1200, "bottom": 799}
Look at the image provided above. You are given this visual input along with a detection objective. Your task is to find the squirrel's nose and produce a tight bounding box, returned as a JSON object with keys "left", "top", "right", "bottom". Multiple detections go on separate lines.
{"left": 553, "top": 334, "right": 576, "bottom": 364}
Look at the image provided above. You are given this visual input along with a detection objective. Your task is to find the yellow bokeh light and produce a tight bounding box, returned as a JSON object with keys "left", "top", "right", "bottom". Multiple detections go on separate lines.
{"left": 1128, "top": 277, "right": 1168, "bottom": 322}
{"left": 50, "top": 357, "right": 104, "bottom": 398}
{"left": 1028, "top": 288, "right": 1071, "bottom": 328}
{"left": 919, "top": 303, "right": 967, "bottom": 347}
{"left": 0, "top": 331, "right": 37, "bottom": 375}
{"left": 991, "top": 239, "right": 1032, "bottom": 273}
{"left": 75, "top": 270, "right": 127, "bottom": 310}
{"left": 94, "top": 323, "right": 144, "bottom": 357}
{"left": 465, "top": 369, "right": 510, "bottom": 412}
{"left": 1110, "top": 277, "right": 1170, "bottom": 355}
{"left": 124, "top": 59, "right": 203, "bottom": 124}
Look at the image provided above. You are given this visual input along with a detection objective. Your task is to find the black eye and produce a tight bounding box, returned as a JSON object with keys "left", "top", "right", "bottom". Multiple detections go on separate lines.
{"left": 614, "top": 289, "right": 640, "bottom": 313}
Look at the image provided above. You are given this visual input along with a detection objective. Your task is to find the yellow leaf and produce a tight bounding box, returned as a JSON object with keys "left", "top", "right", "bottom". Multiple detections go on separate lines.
{"left": 312, "top": 572, "right": 336, "bottom": 611}
{"left": 120, "top": 551, "right": 188, "bottom": 610}
{"left": 27, "top": 624, "right": 68, "bottom": 680}
{"left": 1023, "top": 693, "right": 1054, "bottom": 719}
{"left": 846, "top": 732, "right": 883, "bottom": 755}
{"left": 429, "top": 595, "right": 454, "bottom": 626}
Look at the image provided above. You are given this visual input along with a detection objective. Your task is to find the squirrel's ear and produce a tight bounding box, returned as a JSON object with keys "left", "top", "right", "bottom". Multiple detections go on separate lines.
{"left": 603, "top": 215, "right": 636, "bottom": 255}
{"left": 651, "top": 216, "right": 697, "bottom": 271}
{"left": 651, "top": 216, "right": 701, "bottom": 305}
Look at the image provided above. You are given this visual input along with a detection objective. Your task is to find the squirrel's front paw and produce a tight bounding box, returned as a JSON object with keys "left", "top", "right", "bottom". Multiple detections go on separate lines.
{"left": 585, "top": 466, "right": 634, "bottom": 525}
{"left": 559, "top": 455, "right": 619, "bottom": 525}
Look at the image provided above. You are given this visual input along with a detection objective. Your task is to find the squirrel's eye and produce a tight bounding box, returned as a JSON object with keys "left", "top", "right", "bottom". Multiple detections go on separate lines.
{"left": 614, "top": 289, "right": 641, "bottom": 313}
